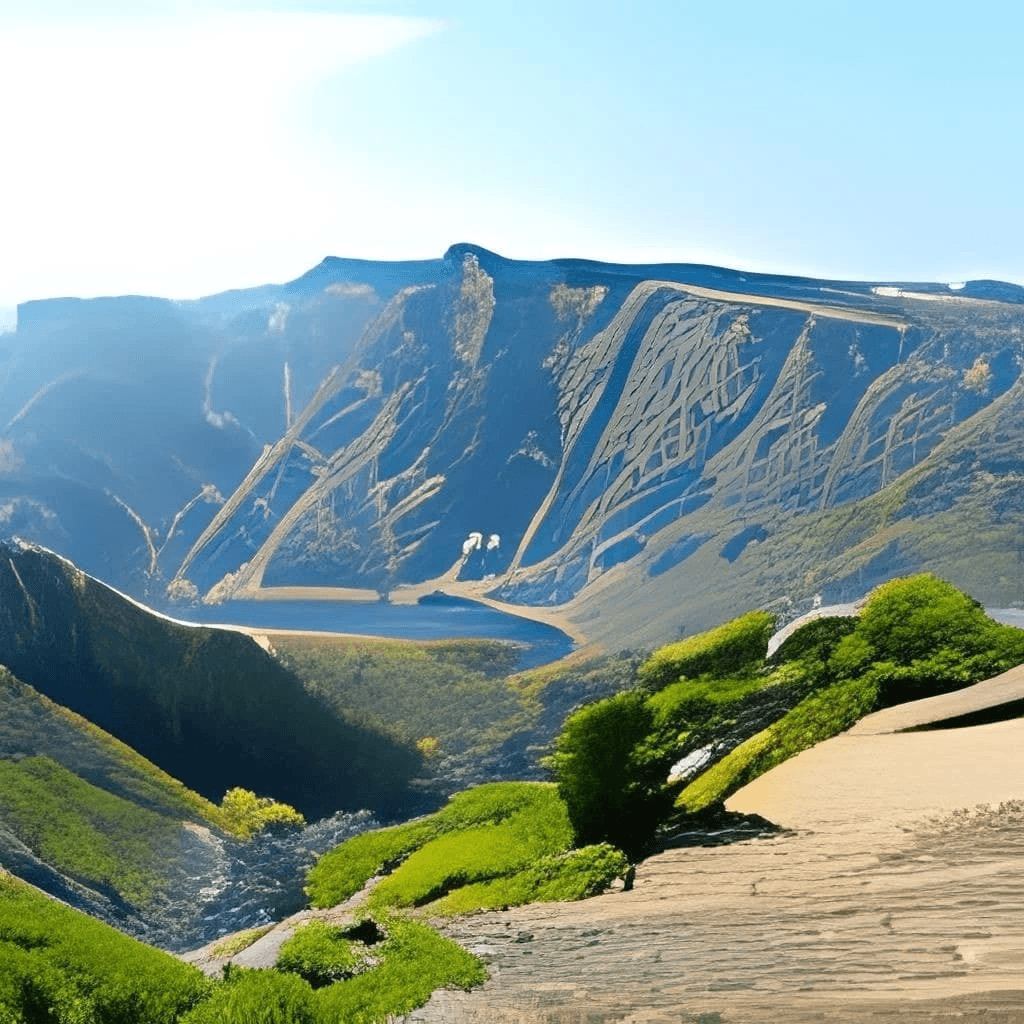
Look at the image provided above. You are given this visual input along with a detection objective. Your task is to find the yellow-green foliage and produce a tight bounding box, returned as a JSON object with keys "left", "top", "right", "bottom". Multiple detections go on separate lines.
{"left": 274, "top": 635, "right": 527, "bottom": 756}
{"left": 367, "top": 789, "right": 574, "bottom": 910}
{"left": 424, "top": 843, "right": 630, "bottom": 916}
{"left": 0, "top": 756, "right": 180, "bottom": 904}
{"left": 217, "top": 787, "right": 305, "bottom": 839}
{"left": 0, "top": 668, "right": 224, "bottom": 827}
{"left": 647, "top": 674, "right": 764, "bottom": 727}
{"left": 182, "top": 917, "right": 486, "bottom": 1024}
{"left": 0, "top": 871, "right": 212, "bottom": 1023}
{"left": 638, "top": 611, "right": 776, "bottom": 690}
{"left": 676, "top": 677, "right": 880, "bottom": 812}
{"left": 209, "top": 926, "right": 274, "bottom": 958}
{"left": 276, "top": 920, "right": 369, "bottom": 987}
{"left": 307, "top": 783, "right": 576, "bottom": 912}
{"left": 675, "top": 728, "right": 779, "bottom": 813}
{"left": 314, "top": 917, "right": 485, "bottom": 1023}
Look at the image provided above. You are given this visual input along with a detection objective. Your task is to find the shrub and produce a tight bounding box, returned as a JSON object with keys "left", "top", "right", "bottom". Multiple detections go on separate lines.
{"left": 367, "top": 790, "right": 573, "bottom": 910}
{"left": 544, "top": 690, "right": 670, "bottom": 859}
{"left": 831, "top": 575, "right": 1024, "bottom": 705}
{"left": 217, "top": 788, "right": 305, "bottom": 839}
{"left": 180, "top": 968, "right": 317, "bottom": 1024}
{"left": 638, "top": 611, "right": 776, "bottom": 690}
{"left": 276, "top": 920, "right": 368, "bottom": 988}
{"left": 676, "top": 677, "right": 880, "bottom": 812}
{"left": 314, "top": 917, "right": 485, "bottom": 1023}
{"left": 768, "top": 616, "right": 857, "bottom": 667}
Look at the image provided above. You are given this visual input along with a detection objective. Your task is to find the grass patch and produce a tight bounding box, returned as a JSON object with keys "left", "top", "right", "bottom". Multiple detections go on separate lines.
{"left": 0, "top": 871, "right": 212, "bottom": 1023}
{"left": 0, "top": 755, "right": 181, "bottom": 905}
{"left": 276, "top": 920, "right": 371, "bottom": 987}
{"left": 209, "top": 926, "right": 274, "bottom": 958}
{"left": 307, "top": 782, "right": 572, "bottom": 909}
{"left": 638, "top": 611, "right": 776, "bottom": 690}
{"left": 273, "top": 635, "right": 529, "bottom": 757}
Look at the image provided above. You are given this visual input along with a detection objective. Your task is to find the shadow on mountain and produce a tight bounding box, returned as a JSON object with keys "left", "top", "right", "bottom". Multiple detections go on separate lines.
{"left": 0, "top": 541, "right": 424, "bottom": 821}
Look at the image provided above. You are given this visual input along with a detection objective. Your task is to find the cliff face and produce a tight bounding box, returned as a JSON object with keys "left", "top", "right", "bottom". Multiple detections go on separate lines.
{"left": 3, "top": 246, "right": 1023, "bottom": 648}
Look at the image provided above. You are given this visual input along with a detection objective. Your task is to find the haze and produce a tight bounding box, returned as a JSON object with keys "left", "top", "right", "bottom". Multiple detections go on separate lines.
{"left": 2, "top": 0, "right": 1022, "bottom": 318}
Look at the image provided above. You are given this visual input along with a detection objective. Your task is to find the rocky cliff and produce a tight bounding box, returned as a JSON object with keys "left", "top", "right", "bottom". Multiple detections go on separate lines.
{"left": 3, "top": 247, "right": 1022, "bottom": 649}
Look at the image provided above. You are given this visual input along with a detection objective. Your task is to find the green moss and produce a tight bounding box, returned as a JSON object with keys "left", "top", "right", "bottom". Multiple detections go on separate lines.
{"left": 638, "top": 611, "right": 776, "bottom": 690}
{"left": 308, "top": 783, "right": 579, "bottom": 911}
{"left": 314, "top": 917, "right": 485, "bottom": 1023}
{"left": 209, "top": 926, "right": 275, "bottom": 958}
{"left": 676, "top": 677, "right": 880, "bottom": 812}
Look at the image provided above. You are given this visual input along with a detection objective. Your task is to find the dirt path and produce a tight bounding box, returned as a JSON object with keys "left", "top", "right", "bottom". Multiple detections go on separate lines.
{"left": 402, "top": 667, "right": 1024, "bottom": 1023}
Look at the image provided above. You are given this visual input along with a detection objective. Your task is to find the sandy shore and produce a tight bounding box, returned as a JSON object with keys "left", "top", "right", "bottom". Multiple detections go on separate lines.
{"left": 402, "top": 666, "right": 1024, "bottom": 1023}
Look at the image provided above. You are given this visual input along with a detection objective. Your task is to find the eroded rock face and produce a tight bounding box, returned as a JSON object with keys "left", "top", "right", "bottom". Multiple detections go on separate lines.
{"left": 4, "top": 246, "right": 1024, "bottom": 649}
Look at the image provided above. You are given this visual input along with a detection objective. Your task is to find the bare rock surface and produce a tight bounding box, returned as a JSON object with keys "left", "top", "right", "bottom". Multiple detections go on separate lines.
{"left": 403, "top": 669, "right": 1024, "bottom": 1023}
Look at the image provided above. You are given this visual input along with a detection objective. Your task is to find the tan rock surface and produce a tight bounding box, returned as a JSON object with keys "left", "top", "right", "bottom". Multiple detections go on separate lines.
{"left": 403, "top": 668, "right": 1024, "bottom": 1022}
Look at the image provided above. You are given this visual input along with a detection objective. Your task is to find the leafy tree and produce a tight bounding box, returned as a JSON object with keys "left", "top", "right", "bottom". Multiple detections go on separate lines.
{"left": 544, "top": 690, "right": 670, "bottom": 860}
{"left": 218, "top": 788, "right": 305, "bottom": 839}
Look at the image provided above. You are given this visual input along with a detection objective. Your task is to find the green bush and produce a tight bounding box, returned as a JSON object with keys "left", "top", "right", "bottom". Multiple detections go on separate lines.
{"left": 831, "top": 575, "right": 1024, "bottom": 705}
{"left": 217, "top": 788, "right": 305, "bottom": 839}
{"left": 638, "top": 611, "right": 776, "bottom": 690}
{"left": 768, "top": 616, "right": 858, "bottom": 667}
{"left": 181, "top": 968, "right": 317, "bottom": 1024}
{"left": 676, "top": 677, "right": 880, "bottom": 812}
{"left": 307, "top": 782, "right": 569, "bottom": 909}
{"left": 367, "top": 788, "right": 573, "bottom": 910}
{"left": 276, "top": 920, "right": 368, "bottom": 988}
{"left": 314, "top": 917, "right": 485, "bottom": 1023}
{"left": 544, "top": 690, "right": 670, "bottom": 859}
{"left": 425, "top": 843, "right": 630, "bottom": 915}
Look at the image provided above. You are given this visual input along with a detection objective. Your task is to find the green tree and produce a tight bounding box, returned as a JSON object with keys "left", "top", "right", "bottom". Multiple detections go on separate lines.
{"left": 544, "top": 690, "right": 669, "bottom": 860}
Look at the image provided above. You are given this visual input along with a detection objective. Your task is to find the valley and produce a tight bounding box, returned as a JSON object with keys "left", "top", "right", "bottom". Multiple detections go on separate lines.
{"left": 3, "top": 250, "right": 1024, "bottom": 1022}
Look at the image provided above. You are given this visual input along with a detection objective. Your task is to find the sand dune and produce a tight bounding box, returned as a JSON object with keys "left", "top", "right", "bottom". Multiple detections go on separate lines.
{"left": 405, "top": 667, "right": 1024, "bottom": 1022}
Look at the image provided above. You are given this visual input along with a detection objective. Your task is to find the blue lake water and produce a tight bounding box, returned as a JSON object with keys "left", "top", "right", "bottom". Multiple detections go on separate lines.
{"left": 179, "top": 594, "right": 574, "bottom": 670}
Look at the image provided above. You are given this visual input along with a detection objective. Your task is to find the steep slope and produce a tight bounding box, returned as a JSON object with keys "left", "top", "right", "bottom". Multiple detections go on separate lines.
{"left": 0, "top": 540, "right": 423, "bottom": 821}
{"left": 4, "top": 247, "right": 1023, "bottom": 650}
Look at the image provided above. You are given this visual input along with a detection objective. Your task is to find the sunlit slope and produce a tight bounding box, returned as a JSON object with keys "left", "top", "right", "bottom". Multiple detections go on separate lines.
{"left": 4, "top": 246, "right": 1024, "bottom": 649}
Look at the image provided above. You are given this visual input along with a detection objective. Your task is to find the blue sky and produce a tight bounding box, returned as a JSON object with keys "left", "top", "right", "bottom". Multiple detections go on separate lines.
{"left": 2, "top": 0, "right": 1022, "bottom": 314}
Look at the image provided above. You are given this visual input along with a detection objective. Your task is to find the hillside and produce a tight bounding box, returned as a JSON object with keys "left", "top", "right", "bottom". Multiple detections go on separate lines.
{"left": 3, "top": 247, "right": 1023, "bottom": 649}
{"left": 0, "top": 539, "right": 422, "bottom": 821}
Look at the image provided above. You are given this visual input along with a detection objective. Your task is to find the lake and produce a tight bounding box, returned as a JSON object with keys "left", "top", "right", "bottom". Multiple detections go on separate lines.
{"left": 179, "top": 594, "right": 574, "bottom": 669}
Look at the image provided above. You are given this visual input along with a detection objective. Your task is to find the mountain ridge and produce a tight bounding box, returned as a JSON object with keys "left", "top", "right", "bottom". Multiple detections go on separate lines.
{"left": 3, "top": 247, "right": 1023, "bottom": 650}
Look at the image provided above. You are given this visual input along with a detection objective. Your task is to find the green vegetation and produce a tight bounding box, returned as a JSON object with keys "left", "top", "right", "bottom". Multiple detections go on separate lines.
{"left": 0, "top": 755, "right": 181, "bottom": 905}
{"left": 217, "top": 787, "right": 305, "bottom": 838}
{"left": 675, "top": 678, "right": 879, "bottom": 812}
{"left": 1, "top": 871, "right": 485, "bottom": 1024}
{"left": 210, "top": 926, "right": 275, "bottom": 958}
{"left": 541, "top": 690, "right": 670, "bottom": 859}
{"left": 276, "top": 920, "right": 369, "bottom": 987}
{"left": 308, "top": 782, "right": 582, "bottom": 912}
{"left": 273, "top": 635, "right": 527, "bottom": 758}
{"left": 546, "top": 575, "right": 1024, "bottom": 850}
{"left": 638, "top": 611, "right": 776, "bottom": 689}
{"left": 0, "top": 871, "right": 212, "bottom": 1023}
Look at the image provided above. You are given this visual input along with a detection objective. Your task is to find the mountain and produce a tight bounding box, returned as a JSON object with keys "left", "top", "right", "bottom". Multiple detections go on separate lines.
{"left": 0, "top": 540, "right": 422, "bottom": 822}
{"left": 3, "top": 246, "right": 1023, "bottom": 649}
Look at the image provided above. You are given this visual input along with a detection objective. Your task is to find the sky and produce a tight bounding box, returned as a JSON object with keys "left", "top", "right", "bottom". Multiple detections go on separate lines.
{"left": 2, "top": 0, "right": 1023, "bottom": 318}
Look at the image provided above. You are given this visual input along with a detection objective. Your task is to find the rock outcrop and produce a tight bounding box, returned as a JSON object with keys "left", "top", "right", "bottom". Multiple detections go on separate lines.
{"left": 3, "top": 247, "right": 1024, "bottom": 649}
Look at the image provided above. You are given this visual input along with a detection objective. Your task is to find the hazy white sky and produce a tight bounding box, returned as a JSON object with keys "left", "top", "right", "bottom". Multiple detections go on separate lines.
{"left": 2, "top": 0, "right": 1022, "bottom": 312}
